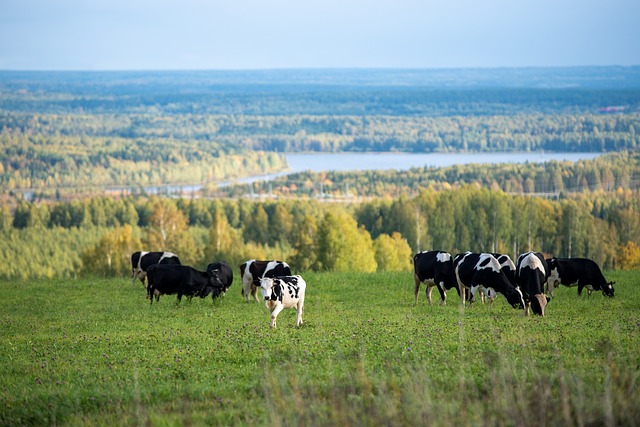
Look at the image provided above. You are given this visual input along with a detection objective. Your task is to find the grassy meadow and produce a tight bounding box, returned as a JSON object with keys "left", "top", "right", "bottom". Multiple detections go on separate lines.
{"left": 1, "top": 270, "right": 639, "bottom": 426}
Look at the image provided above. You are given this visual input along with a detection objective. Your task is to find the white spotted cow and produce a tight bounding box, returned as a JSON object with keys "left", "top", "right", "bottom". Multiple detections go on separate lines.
{"left": 259, "top": 275, "right": 306, "bottom": 328}
{"left": 516, "top": 251, "right": 550, "bottom": 316}
{"left": 131, "top": 251, "right": 181, "bottom": 288}
{"left": 454, "top": 252, "right": 525, "bottom": 309}
{"left": 239, "top": 260, "right": 291, "bottom": 302}
{"left": 545, "top": 257, "right": 615, "bottom": 298}
{"left": 413, "top": 250, "right": 460, "bottom": 305}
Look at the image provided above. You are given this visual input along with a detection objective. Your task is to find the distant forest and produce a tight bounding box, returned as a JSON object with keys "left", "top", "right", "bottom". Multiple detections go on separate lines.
{"left": 1, "top": 68, "right": 640, "bottom": 198}
{"left": 1, "top": 69, "right": 640, "bottom": 278}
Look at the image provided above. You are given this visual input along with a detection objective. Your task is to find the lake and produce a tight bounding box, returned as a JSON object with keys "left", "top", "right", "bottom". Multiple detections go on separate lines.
{"left": 229, "top": 151, "right": 602, "bottom": 185}
{"left": 102, "top": 151, "right": 602, "bottom": 196}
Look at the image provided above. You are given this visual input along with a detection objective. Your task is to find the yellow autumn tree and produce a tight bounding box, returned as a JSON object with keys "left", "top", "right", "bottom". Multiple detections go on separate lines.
{"left": 618, "top": 241, "right": 640, "bottom": 270}
{"left": 81, "top": 224, "right": 142, "bottom": 276}
{"left": 145, "top": 199, "right": 201, "bottom": 265}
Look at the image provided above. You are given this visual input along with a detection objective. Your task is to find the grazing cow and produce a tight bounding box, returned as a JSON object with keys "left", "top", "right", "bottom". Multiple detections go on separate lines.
{"left": 516, "top": 251, "right": 550, "bottom": 316}
{"left": 454, "top": 252, "right": 524, "bottom": 309}
{"left": 545, "top": 258, "right": 615, "bottom": 298}
{"left": 206, "top": 261, "right": 233, "bottom": 295}
{"left": 259, "top": 275, "right": 306, "bottom": 328}
{"left": 413, "top": 251, "right": 459, "bottom": 305}
{"left": 131, "top": 251, "right": 181, "bottom": 287}
{"left": 146, "top": 263, "right": 225, "bottom": 305}
{"left": 239, "top": 260, "right": 292, "bottom": 302}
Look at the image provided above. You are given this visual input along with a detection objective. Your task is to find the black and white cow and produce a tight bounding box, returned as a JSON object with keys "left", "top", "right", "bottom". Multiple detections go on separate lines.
{"left": 146, "top": 263, "right": 225, "bottom": 305}
{"left": 239, "top": 260, "right": 292, "bottom": 302}
{"left": 516, "top": 251, "right": 550, "bottom": 316}
{"left": 131, "top": 251, "right": 181, "bottom": 287}
{"left": 413, "top": 251, "right": 459, "bottom": 305}
{"left": 545, "top": 258, "right": 615, "bottom": 298}
{"left": 454, "top": 252, "right": 525, "bottom": 309}
{"left": 492, "top": 253, "right": 517, "bottom": 286}
{"left": 258, "top": 275, "right": 306, "bottom": 328}
{"left": 206, "top": 261, "right": 233, "bottom": 295}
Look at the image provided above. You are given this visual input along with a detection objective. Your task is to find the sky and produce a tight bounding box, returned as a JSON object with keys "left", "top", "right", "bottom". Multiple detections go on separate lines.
{"left": 0, "top": 0, "right": 638, "bottom": 70}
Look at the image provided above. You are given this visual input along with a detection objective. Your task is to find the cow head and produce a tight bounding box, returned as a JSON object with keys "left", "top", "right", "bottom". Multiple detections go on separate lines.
{"left": 530, "top": 294, "right": 548, "bottom": 316}
{"left": 259, "top": 278, "right": 281, "bottom": 302}
{"left": 603, "top": 281, "right": 615, "bottom": 297}
{"left": 505, "top": 287, "right": 525, "bottom": 309}
{"left": 208, "top": 267, "right": 232, "bottom": 294}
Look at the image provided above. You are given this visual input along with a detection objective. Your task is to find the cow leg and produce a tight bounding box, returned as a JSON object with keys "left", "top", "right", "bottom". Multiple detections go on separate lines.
{"left": 269, "top": 304, "right": 285, "bottom": 328}
{"left": 468, "top": 286, "right": 479, "bottom": 308}
{"left": 426, "top": 285, "right": 434, "bottom": 305}
{"left": 525, "top": 301, "right": 531, "bottom": 316}
{"left": 546, "top": 282, "right": 555, "bottom": 298}
{"left": 296, "top": 301, "right": 304, "bottom": 327}
{"left": 414, "top": 274, "right": 421, "bottom": 305}
{"left": 252, "top": 285, "right": 261, "bottom": 302}
{"left": 243, "top": 283, "right": 252, "bottom": 302}
{"left": 436, "top": 282, "right": 447, "bottom": 306}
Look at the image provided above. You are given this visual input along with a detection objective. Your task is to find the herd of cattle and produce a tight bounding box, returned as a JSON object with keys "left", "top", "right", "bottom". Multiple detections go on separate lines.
{"left": 130, "top": 251, "right": 304, "bottom": 328}
{"left": 414, "top": 250, "right": 615, "bottom": 316}
{"left": 130, "top": 248, "right": 615, "bottom": 326}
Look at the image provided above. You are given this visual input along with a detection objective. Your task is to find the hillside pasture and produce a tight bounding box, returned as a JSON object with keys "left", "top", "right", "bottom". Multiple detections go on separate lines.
{"left": 1, "top": 271, "right": 639, "bottom": 426}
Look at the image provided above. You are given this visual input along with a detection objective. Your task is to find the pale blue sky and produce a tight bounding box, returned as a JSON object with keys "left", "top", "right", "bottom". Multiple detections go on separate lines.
{"left": 1, "top": 0, "right": 638, "bottom": 70}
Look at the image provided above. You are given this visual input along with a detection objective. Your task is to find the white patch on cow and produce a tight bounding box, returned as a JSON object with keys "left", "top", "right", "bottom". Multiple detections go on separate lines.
{"left": 518, "top": 252, "right": 545, "bottom": 274}
{"left": 158, "top": 252, "right": 177, "bottom": 263}
{"left": 436, "top": 252, "right": 451, "bottom": 263}
{"left": 475, "top": 254, "right": 501, "bottom": 273}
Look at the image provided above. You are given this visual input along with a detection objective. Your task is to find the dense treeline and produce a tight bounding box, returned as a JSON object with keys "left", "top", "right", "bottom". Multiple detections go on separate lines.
{"left": 2, "top": 112, "right": 639, "bottom": 196}
{"left": 2, "top": 187, "right": 639, "bottom": 280}
{"left": 0, "top": 128, "right": 285, "bottom": 192}
{"left": 223, "top": 150, "right": 640, "bottom": 198}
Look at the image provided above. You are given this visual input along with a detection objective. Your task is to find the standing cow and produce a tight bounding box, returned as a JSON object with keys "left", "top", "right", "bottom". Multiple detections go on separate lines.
{"left": 239, "top": 260, "right": 292, "bottom": 302}
{"left": 259, "top": 275, "right": 306, "bottom": 328}
{"left": 131, "top": 251, "right": 181, "bottom": 287}
{"left": 413, "top": 250, "right": 459, "bottom": 305}
{"left": 516, "top": 251, "right": 550, "bottom": 316}
{"left": 146, "top": 263, "right": 226, "bottom": 305}
{"left": 206, "top": 261, "right": 233, "bottom": 295}
{"left": 454, "top": 252, "right": 524, "bottom": 309}
{"left": 545, "top": 258, "right": 615, "bottom": 297}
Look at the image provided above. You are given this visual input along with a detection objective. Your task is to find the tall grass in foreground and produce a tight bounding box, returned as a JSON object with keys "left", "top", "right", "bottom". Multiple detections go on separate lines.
{"left": 0, "top": 271, "right": 638, "bottom": 426}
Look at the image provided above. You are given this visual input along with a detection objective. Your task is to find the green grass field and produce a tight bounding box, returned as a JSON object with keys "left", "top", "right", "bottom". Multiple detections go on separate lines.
{"left": 1, "top": 270, "right": 639, "bottom": 426}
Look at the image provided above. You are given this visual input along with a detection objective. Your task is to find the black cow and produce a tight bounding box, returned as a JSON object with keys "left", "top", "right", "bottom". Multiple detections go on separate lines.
{"left": 454, "top": 252, "right": 524, "bottom": 309}
{"left": 206, "top": 261, "right": 233, "bottom": 295}
{"left": 516, "top": 251, "right": 550, "bottom": 316}
{"left": 545, "top": 258, "right": 615, "bottom": 298}
{"left": 413, "top": 250, "right": 459, "bottom": 305}
{"left": 131, "top": 251, "right": 181, "bottom": 287}
{"left": 146, "top": 263, "right": 225, "bottom": 305}
{"left": 239, "top": 260, "right": 292, "bottom": 302}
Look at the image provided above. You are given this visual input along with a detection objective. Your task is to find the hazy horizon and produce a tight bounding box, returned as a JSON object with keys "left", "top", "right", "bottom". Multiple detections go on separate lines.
{"left": 1, "top": 0, "right": 639, "bottom": 71}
